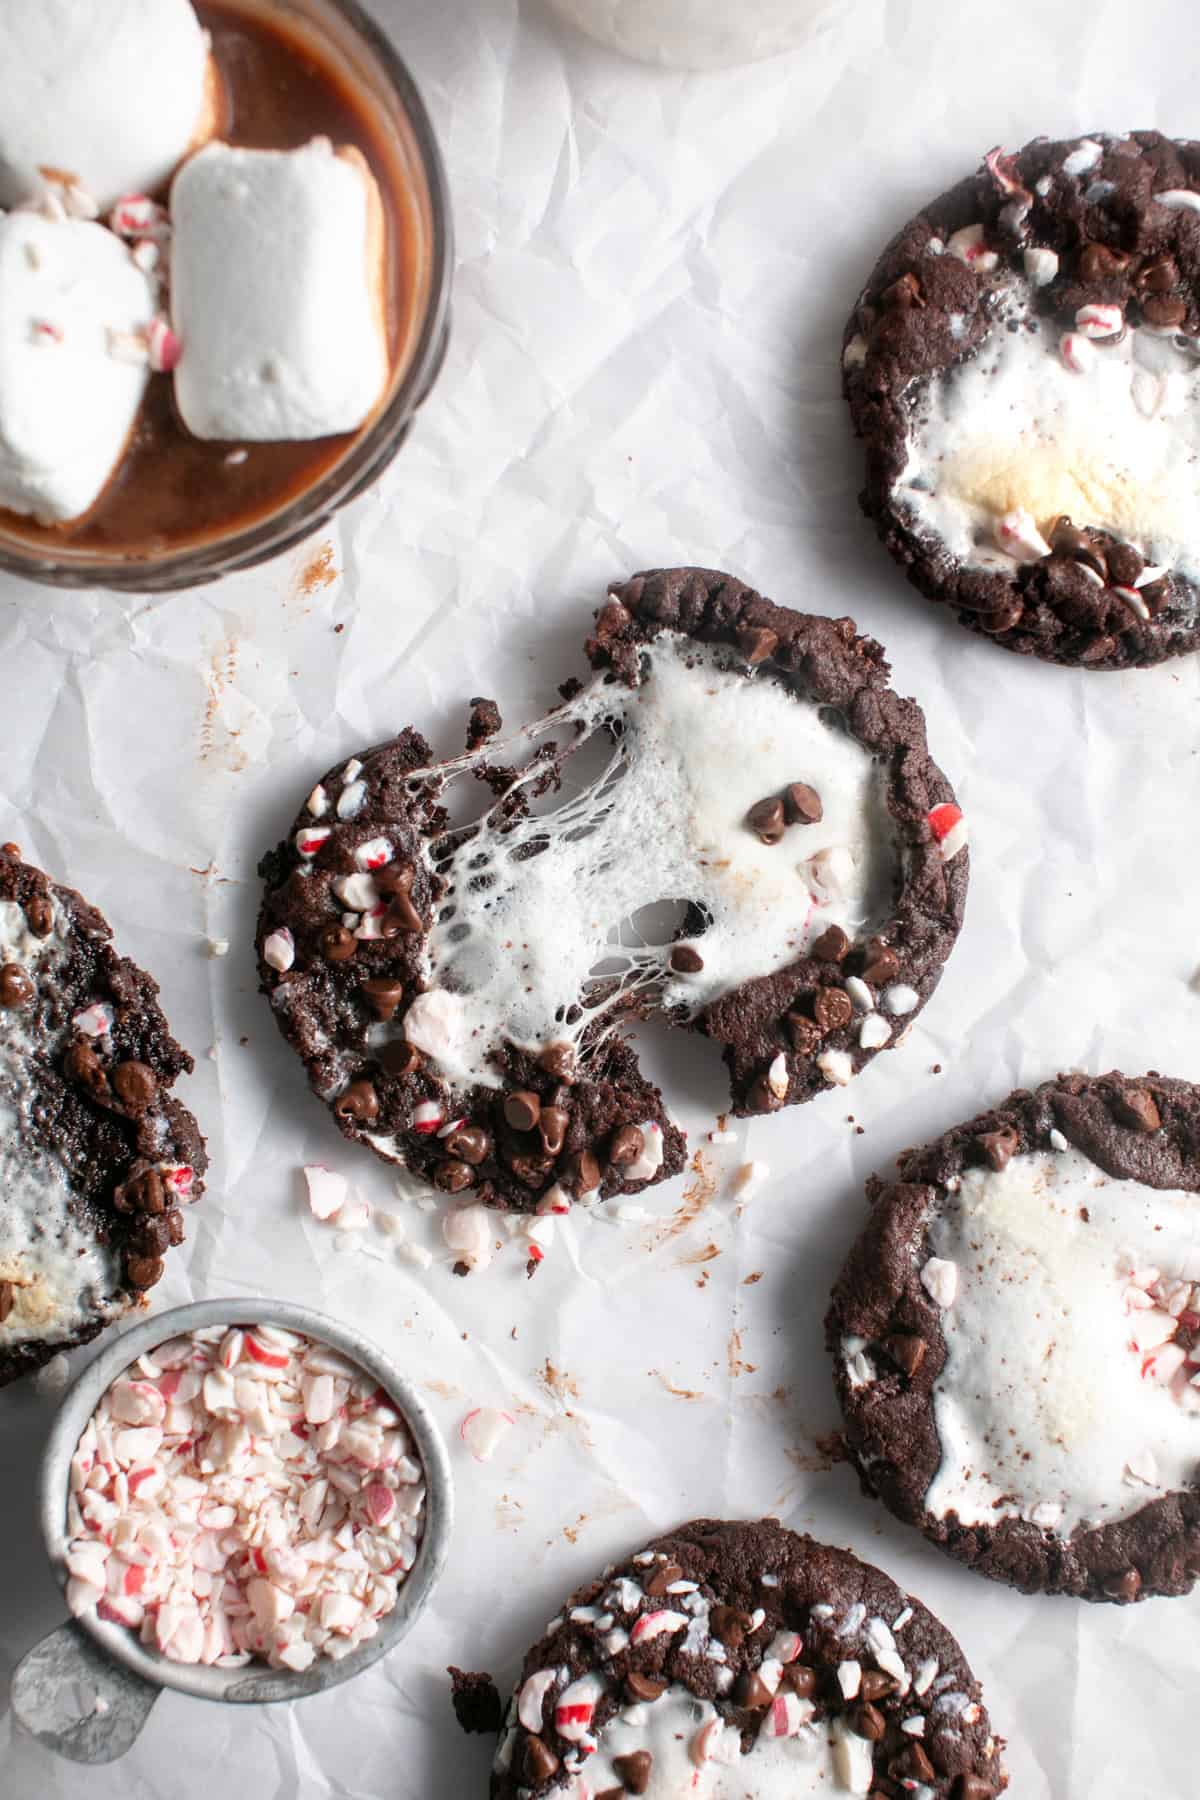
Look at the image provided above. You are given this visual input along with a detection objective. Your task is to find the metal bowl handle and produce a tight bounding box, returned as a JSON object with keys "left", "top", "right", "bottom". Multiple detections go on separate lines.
{"left": 11, "top": 1619, "right": 161, "bottom": 1764}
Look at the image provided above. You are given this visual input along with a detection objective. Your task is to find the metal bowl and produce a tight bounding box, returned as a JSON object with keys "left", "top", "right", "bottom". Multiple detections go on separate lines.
{"left": 12, "top": 1297, "right": 454, "bottom": 1762}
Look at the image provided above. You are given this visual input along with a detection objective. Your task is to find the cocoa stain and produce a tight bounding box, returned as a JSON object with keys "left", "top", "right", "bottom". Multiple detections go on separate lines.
{"left": 423, "top": 1379, "right": 463, "bottom": 1399}
{"left": 200, "top": 638, "right": 244, "bottom": 768}
{"left": 653, "top": 1148, "right": 718, "bottom": 1246}
{"left": 678, "top": 1240, "right": 720, "bottom": 1267}
{"left": 297, "top": 539, "right": 338, "bottom": 595}
{"left": 495, "top": 1494, "right": 524, "bottom": 1531}
{"left": 743, "top": 1271, "right": 764, "bottom": 1285}
{"left": 727, "top": 1329, "right": 755, "bottom": 1379}
{"left": 538, "top": 1360, "right": 580, "bottom": 1403}
{"left": 786, "top": 1431, "right": 846, "bottom": 1474}
{"left": 562, "top": 1513, "right": 589, "bottom": 1545}
{"left": 650, "top": 1370, "right": 705, "bottom": 1401}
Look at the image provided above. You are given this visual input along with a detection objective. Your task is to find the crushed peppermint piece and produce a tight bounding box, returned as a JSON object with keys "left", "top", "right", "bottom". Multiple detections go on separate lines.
{"left": 885, "top": 983, "right": 919, "bottom": 1016}
{"left": 460, "top": 1407, "right": 513, "bottom": 1462}
{"left": 817, "top": 1048, "right": 854, "bottom": 1088}
{"left": 262, "top": 927, "right": 295, "bottom": 972}
{"left": 303, "top": 1164, "right": 347, "bottom": 1222}
{"left": 1023, "top": 246, "right": 1059, "bottom": 285}
{"left": 921, "top": 1256, "right": 959, "bottom": 1308}
{"left": 731, "top": 1160, "right": 769, "bottom": 1197}
{"left": 1062, "top": 140, "right": 1103, "bottom": 177}
{"left": 859, "top": 1013, "right": 891, "bottom": 1050}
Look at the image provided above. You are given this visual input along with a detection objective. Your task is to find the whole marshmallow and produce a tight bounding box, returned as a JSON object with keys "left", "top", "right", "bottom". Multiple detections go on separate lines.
{"left": 0, "top": 215, "right": 155, "bottom": 521}
{"left": 171, "top": 140, "right": 390, "bottom": 442}
{"left": 0, "top": 0, "right": 215, "bottom": 211}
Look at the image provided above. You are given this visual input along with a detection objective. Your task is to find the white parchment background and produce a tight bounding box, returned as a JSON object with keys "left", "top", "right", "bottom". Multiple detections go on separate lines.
{"left": 2, "top": 0, "right": 1199, "bottom": 1793}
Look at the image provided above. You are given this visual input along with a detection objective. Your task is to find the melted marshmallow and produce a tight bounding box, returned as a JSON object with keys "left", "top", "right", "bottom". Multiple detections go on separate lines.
{"left": 573, "top": 1684, "right": 873, "bottom": 1797}
{"left": 0, "top": 214, "right": 155, "bottom": 520}
{"left": 171, "top": 140, "right": 389, "bottom": 442}
{"left": 895, "top": 278, "right": 1200, "bottom": 585}
{"left": 0, "top": 0, "right": 214, "bottom": 211}
{"left": 0, "top": 898, "right": 128, "bottom": 1349}
{"left": 414, "top": 637, "right": 895, "bottom": 1089}
{"left": 926, "top": 1147, "right": 1200, "bottom": 1536}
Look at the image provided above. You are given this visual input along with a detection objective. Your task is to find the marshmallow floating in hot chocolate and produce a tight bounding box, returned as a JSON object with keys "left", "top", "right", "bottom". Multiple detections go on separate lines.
{"left": 0, "top": 0, "right": 219, "bottom": 212}
{"left": 0, "top": 213, "right": 156, "bottom": 521}
{"left": 171, "top": 139, "right": 389, "bottom": 442}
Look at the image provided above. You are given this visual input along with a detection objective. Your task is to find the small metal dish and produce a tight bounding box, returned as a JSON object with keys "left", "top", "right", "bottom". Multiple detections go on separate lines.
{"left": 11, "top": 1298, "right": 453, "bottom": 1763}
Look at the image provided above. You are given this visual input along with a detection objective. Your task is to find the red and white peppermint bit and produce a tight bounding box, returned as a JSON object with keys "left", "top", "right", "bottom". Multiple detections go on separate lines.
{"left": 945, "top": 224, "right": 999, "bottom": 272}
{"left": 630, "top": 1608, "right": 688, "bottom": 1645}
{"left": 1122, "top": 1264, "right": 1200, "bottom": 1408}
{"left": 690, "top": 1717, "right": 740, "bottom": 1768}
{"left": 624, "top": 1119, "right": 665, "bottom": 1182}
{"left": 1112, "top": 586, "right": 1151, "bottom": 621}
{"left": 536, "top": 1183, "right": 572, "bottom": 1215}
{"left": 1075, "top": 303, "right": 1124, "bottom": 340}
{"left": 460, "top": 1406, "right": 513, "bottom": 1462}
{"left": 441, "top": 1202, "right": 493, "bottom": 1271}
{"left": 984, "top": 146, "right": 1025, "bottom": 196}
{"left": 518, "top": 1667, "right": 561, "bottom": 1731}
{"left": 412, "top": 1101, "right": 443, "bottom": 1135}
{"left": 334, "top": 871, "right": 379, "bottom": 910}
{"left": 74, "top": 1002, "right": 114, "bottom": 1038}
{"left": 295, "top": 827, "right": 331, "bottom": 858}
{"left": 131, "top": 239, "right": 161, "bottom": 275}
{"left": 147, "top": 318, "right": 182, "bottom": 374}
{"left": 304, "top": 1165, "right": 347, "bottom": 1222}
{"left": 163, "top": 1165, "right": 194, "bottom": 1199}
{"left": 554, "top": 1672, "right": 606, "bottom": 1741}
{"left": 109, "top": 195, "right": 170, "bottom": 240}
{"left": 764, "top": 1690, "right": 815, "bottom": 1738}
{"left": 262, "top": 927, "right": 295, "bottom": 972}
{"left": 436, "top": 1116, "right": 467, "bottom": 1140}
{"left": 1059, "top": 332, "right": 1097, "bottom": 375}
{"left": 65, "top": 1325, "right": 425, "bottom": 1672}
{"left": 307, "top": 784, "right": 330, "bottom": 819}
{"left": 927, "top": 804, "right": 968, "bottom": 862}
{"left": 1023, "top": 245, "right": 1059, "bottom": 286}
{"left": 765, "top": 1628, "right": 802, "bottom": 1662}
{"left": 29, "top": 319, "right": 65, "bottom": 346}
{"left": 994, "top": 507, "right": 1052, "bottom": 563}
{"left": 353, "top": 837, "right": 393, "bottom": 871}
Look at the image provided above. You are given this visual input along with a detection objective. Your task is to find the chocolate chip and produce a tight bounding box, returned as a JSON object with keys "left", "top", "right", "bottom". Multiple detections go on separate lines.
{"left": 382, "top": 892, "right": 423, "bottom": 935}
{"left": 375, "top": 863, "right": 416, "bottom": 899}
{"left": 133, "top": 1213, "right": 172, "bottom": 1256}
{"left": 891, "top": 1744, "right": 936, "bottom": 1784}
{"left": 882, "top": 271, "right": 925, "bottom": 310}
{"left": 1048, "top": 516, "right": 1106, "bottom": 578}
{"left": 1104, "top": 542, "right": 1144, "bottom": 588}
{"left": 1079, "top": 633, "right": 1118, "bottom": 664}
{"left": 644, "top": 1561, "right": 683, "bottom": 1597}
{"left": 1139, "top": 254, "right": 1180, "bottom": 293}
{"left": 737, "top": 1672, "right": 775, "bottom": 1708}
{"left": 954, "top": 1779, "right": 998, "bottom": 1800}
{"left": 112, "top": 1060, "right": 157, "bottom": 1112}
{"left": 813, "top": 924, "right": 849, "bottom": 962}
{"left": 361, "top": 978, "right": 404, "bottom": 1021}
{"left": 125, "top": 1253, "right": 165, "bottom": 1291}
{"left": 861, "top": 939, "right": 900, "bottom": 985}
{"left": 1078, "top": 241, "right": 1129, "bottom": 281}
{"left": 0, "top": 964, "right": 34, "bottom": 1008}
{"left": 509, "top": 1152, "right": 551, "bottom": 1188}
{"left": 609, "top": 1124, "right": 645, "bottom": 1166}
{"left": 435, "top": 1159, "right": 474, "bottom": 1193}
{"left": 860, "top": 1671, "right": 896, "bottom": 1702}
{"left": 746, "top": 1072, "right": 783, "bottom": 1114}
{"left": 562, "top": 1148, "right": 601, "bottom": 1196}
{"left": 612, "top": 1751, "right": 652, "bottom": 1795}
{"left": 124, "top": 1168, "right": 166, "bottom": 1215}
{"left": 746, "top": 795, "right": 786, "bottom": 844}
{"left": 538, "top": 1105, "right": 569, "bottom": 1157}
{"left": 334, "top": 1079, "right": 380, "bottom": 1124}
{"left": 976, "top": 1126, "right": 1019, "bottom": 1171}
{"left": 813, "top": 987, "right": 853, "bottom": 1033}
{"left": 64, "top": 1040, "right": 109, "bottom": 1098}
{"left": 1142, "top": 293, "right": 1188, "bottom": 329}
{"left": 979, "top": 601, "right": 1024, "bottom": 635}
{"left": 594, "top": 598, "right": 631, "bottom": 641}
{"left": 504, "top": 1090, "right": 542, "bottom": 1132}
{"left": 855, "top": 1700, "right": 887, "bottom": 1741}
{"left": 0, "top": 1280, "right": 14, "bottom": 1322}
{"left": 785, "top": 1012, "right": 821, "bottom": 1055}
{"left": 522, "top": 1735, "right": 560, "bottom": 1783}
{"left": 736, "top": 624, "right": 778, "bottom": 665}
{"left": 669, "top": 944, "right": 704, "bottom": 974}
{"left": 320, "top": 924, "right": 357, "bottom": 962}
{"left": 166, "top": 1207, "right": 185, "bottom": 1246}
{"left": 1104, "top": 1567, "right": 1142, "bottom": 1602}
{"left": 783, "top": 782, "right": 823, "bottom": 826}
{"left": 538, "top": 1041, "right": 576, "bottom": 1081}
{"left": 780, "top": 1663, "right": 817, "bottom": 1698}
{"left": 378, "top": 1040, "right": 422, "bottom": 1078}
{"left": 1113, "top": 1087, "right": 1161, "bottom": 1132}
{"left": 445, "top": 1125, "right": 489, "bottom": 1165}
{"left": 882, "top": 1332, "right": 927, "bottom": 1377}
{"left": 624, "top": 1672, "right": 666, "bottom": 1704}
{"left": 24, "top": 894, "right": 53, "bottom": 938}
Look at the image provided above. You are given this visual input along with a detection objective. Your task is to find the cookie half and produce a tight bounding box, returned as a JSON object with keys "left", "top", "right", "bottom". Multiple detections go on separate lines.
{"left": 0, "top": 851, "right": 206, "bottom": 1386}
{"left": 490, "top": 1517, "right": 1006, "bottom": 1798}
{"left": 844, "top": 131, "right": 1200, "bottom": 669}
{"left": 256, "top": 568, "right": 967, "bottom": 1211}
{"left": 828, "top": 1071, "right": 1200, "bottom": 1601}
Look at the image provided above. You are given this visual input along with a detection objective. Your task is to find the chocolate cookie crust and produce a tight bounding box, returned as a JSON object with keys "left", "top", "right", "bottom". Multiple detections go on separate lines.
{"left": 0, "top": 850, "right": 206, "bottom": 1387}
{"left": 490, "top": 1517, "right": 1006, "bottom": 1798}
{"left": 255, "top": 568, "right": 967, "bottom": 1213}
{"left": 844, "top": 131, "right": 1200, "bottom": 669}
{"left": 828, "top": 1071, "right": 1200, "bottom": 1602}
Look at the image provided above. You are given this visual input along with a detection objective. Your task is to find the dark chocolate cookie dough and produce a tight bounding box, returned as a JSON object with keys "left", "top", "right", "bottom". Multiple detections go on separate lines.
{"left": 256, "top": 568, "right": 967, "bottom": 1212}
{"left": 828, "top": 1071, "right": 1200, "bottom": 1602}
{"left": 0, "top": 850, "right": 206, "bottom": 1386}
{"left": 844, "top": 132, "right": 1200, "bottom": 669}
{"left": 490, "top": 1517, "right": 1006, "bottom": 1798}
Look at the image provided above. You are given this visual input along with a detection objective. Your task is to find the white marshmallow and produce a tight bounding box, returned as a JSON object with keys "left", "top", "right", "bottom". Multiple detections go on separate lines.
{"left": 171, "top": 140, "right": 389, "bottom": 442}
{"left": 0, "top": 214, "right": 155, "bottom": 521}
{"left": 0, "top": 0, "right": 216, "bottom": 211}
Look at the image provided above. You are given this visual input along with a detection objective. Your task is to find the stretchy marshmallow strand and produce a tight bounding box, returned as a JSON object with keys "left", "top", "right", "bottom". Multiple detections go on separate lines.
{"left": 171, "top": 141, "right": 389, "bottom": 442}
{"left": 0, "top": 0, "right": 215, "bottom": 211}
{"left": 0, "top": 214, "right": 156, "bottom": 521}
{"left": 64, "top": 1325, "right": 425, "bottom": 1672}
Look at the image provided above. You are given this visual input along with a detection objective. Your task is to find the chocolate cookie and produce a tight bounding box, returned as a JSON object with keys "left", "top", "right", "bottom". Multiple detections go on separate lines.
{"left": 256, "top": 568, "right": 967, "bottom": 1212}
{"left": 0, "top": 850, "right": 206, "bottom": 1386}
{"left": 828, "top": 1071, "right": 1200, "bottom": 1602}
{"left": 844, "top": 131, "right": 1200, "bottom": 669}
{"left": 490, "top": 1517, "right": 1007, "bottom": 1798}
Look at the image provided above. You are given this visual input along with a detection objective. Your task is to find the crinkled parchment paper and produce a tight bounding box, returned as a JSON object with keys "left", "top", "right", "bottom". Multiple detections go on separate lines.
{"left": 3, "top": 0, "right": 1200, "bottom": 1793}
